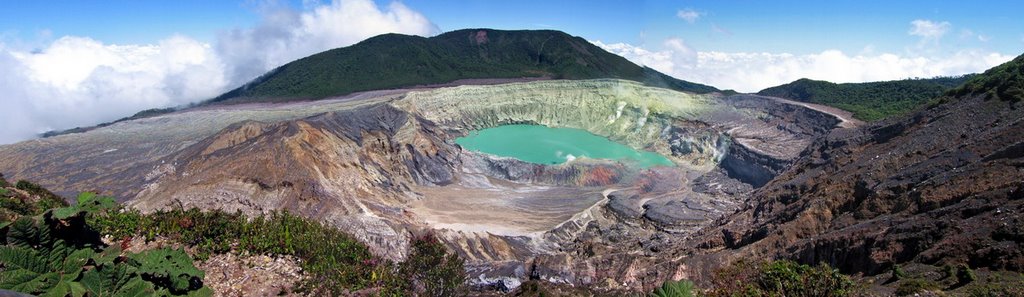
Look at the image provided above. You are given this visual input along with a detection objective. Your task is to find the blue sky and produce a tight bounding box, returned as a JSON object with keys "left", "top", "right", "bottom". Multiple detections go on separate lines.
{"left": 0, "top": 0, "right": 1022, "bottom": 144}
{"left": 2, "top": 0, "right": 1021, "bottom": 54}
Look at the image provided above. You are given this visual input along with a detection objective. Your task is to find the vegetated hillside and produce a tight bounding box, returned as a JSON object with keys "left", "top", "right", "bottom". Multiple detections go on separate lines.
{"left": 705, "top": 54, "right": 1024, "bottom": 292}
{"left": 0, "top": 174, "right": 469, "bottom": 296}
{"left": 211, "top": 29, "right": 719, "bottom": 103}
{"left": 756, "top": 75, "right": 974, "bottom": 121}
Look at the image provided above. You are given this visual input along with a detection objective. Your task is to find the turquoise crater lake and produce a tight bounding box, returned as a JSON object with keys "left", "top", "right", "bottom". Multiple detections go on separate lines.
{"left": 455, "top": 124, "right": 674, "bottom": 168}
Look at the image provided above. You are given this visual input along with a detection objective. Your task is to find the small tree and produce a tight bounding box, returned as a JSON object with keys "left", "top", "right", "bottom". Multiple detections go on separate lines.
{"left": 956, "top": 264, "right": 976, "bottom": 285}
{"left": 385, "top": 233, "right": 466, "bottom": 296}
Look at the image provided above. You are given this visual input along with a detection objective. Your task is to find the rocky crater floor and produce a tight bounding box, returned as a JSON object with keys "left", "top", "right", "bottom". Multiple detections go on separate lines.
{"left": 0, "top": 79, "right": 845, "bottom": 292}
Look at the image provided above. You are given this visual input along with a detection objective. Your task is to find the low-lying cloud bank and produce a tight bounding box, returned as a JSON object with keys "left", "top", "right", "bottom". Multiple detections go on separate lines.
{"left": 594, "top": 39, "right": 1014, "bottom": 93}
{"left": 0, "top": 36, "right": 228, "bottom": 144}
{"left": 0, "top": 0, "right": 437, "bottom": 144}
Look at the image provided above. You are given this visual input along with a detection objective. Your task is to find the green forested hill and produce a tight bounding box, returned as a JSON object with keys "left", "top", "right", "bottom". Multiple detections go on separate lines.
{"left": 210, "top": 29, "right": 719, "bottom": 103}
{"left": 756, "top": 75, "right": 975, "bottom": 121}
{"left": 948, "top": 54, "right": 1024, "bottom": 102}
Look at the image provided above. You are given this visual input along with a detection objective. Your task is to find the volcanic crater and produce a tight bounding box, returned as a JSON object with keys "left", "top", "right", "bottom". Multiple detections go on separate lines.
{"left": 0, "top": 79, "right": 846, "bottom": 290}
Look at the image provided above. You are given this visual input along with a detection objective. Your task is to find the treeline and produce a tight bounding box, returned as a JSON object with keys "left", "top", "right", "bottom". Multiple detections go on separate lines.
{"left": 757, "top": 75, "right": 975, "bottom": 121}
{"left": 947, "top": 54, "right": 1024, "bottom": 102}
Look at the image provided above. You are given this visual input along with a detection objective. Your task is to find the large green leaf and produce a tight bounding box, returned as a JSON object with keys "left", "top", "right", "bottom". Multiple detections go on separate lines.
{"left": 81, "top": 261, "right": 156, "bottom": 297}
{"left": 131, "top": 248, "right": 204, "bottom": 293}
{"left": 8, "top": 271, "right": 58, "bottom": 295}
{"left": 44, "top": 240, "right": 75, "bottom": 272}
{"left": 649, "top": 279, "right": 696, "bottom": 297}
{"left": 75, "top": 193, "right": 116, "bottom": 214}
{"left": 0, "top": 246, "right": 48, "bottom": 274}
{"left": 50, "top": 207, "right": 81, "bottom": 220}
{"left": 115, "top": 277, "right": 157, "bottom": 297}
{"left": 40, "top": 280, "right": 86, "bottom": 297}
{"left": 0, "top": 268, "right": 41, "bottom": 290}
{"left": 50, "top": 192, "right": 117, "bottom": 220}
{"left": 59, "top": 248, "right": 94, "bottom": 278}
{"left": 7, "top": 216, "right": 49, "bottom": 249}
{"left": 93, "top": 245, "right": 122, "bottom": 267}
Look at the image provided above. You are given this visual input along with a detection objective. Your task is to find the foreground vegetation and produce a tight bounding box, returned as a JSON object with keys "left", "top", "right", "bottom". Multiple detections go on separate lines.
{"left": 0, "top": 176, "right": 466, "bottom": 296}
{"left": 7, "top": 173, "right": 1022, "bottom": 296}
{"left": 1, "top": 190, "right": 211, "bottom": 296}
{"left": 757, "top": 75, "right": 974, "bottom": 121}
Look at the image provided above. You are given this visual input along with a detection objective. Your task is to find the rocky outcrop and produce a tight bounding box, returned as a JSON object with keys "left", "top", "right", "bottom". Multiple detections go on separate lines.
{"left": 124, "top": 104, "right": 457, "bottom": 259}
{"left": 715, "top": 95, "right": 843, "bottom": 187}
{"left": 718, "top": 138, "right": 781, "bottom": 187}
{"left": 696, "top": 91, "right": 1024, "bottom": 277}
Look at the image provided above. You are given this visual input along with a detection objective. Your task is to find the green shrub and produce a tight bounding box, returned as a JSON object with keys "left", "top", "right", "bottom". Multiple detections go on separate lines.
{"left": 0, "top": 195, "right": 33, "bottom": 216}
{"left": 13, "top": 180, "right": 67, "bottom": 211}
{"left": 383, "top": 234, "right": 466, "bottom": 296}
{"left": 965, "top": 278, "right": 1024, "bottom": 297}
{"left": 891, "top": 264, "right": 907, "bottom": 281}
{"left": 707, "top": 259, "right": 853, "bottom": 297}
{"left": 132, "top": 248, "right": 207, "bottom": 294}
{"left": 958, "top": 264, "right": 978, "bottom": 285}
{"left": 92, "top": 208, "right": 384, "bottom": 295}
{"left": 90, "top": 206, "right": 145, "bottom": 239}
{"left": 943, "top": 264, "right": 956, "bottom": 280}
{"left": 895, "top": 278, "right": 938, "bottom": 296}
{"left": 650, "top": 279, "right": 696, "bottom": 297}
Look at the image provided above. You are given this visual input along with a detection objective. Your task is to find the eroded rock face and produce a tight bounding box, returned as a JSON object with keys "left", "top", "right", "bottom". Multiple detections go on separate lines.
{"left": 0, "top": 79, "right": 842, "bottom": 292}
{"left": 690, "top": 93, "right": 1024, "bottom": 280}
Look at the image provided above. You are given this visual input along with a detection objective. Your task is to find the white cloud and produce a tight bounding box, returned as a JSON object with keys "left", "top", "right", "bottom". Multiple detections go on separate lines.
{"left": 0, "top": 36, "right": 228, "bottom": 144}
{"left": 595, "top": 40, "right": 1014, "bottom": 92}
{"left": 960, "top": 29, "right": 990, "bottom": 42}
{"left": 216, "top": 0, "right": 438, "bottom": 86}
{"left": 960, "top": 29, "right": 975, "bottom": 39}
{"left": 909, "top": 19, "right": 950, "bottom": 43}
{"left": 676, "top": 9, "right": 702, "bottom": 23}
{"left": 711, "top": 23, "right": 733, "bottom": 36}
{"left": 0, "top": 0, "right": 439, "bottom": 145}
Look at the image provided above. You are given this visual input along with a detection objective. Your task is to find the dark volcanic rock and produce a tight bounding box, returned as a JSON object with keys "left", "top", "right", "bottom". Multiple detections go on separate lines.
{"left": 702, "top": 89, "right": 1024, "bottom": 276}
{"left": 716, "top": 94, "right": 843, "bottom": 187}
{"left": 719, "top": 141, "right": 784, "bottom": 188}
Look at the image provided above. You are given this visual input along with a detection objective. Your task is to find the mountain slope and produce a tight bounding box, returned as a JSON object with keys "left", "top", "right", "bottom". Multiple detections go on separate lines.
{"left": 757, "top": 75, "right": 974, "bottom": 121}
{"left": 702, "top": 54, "right": 1024, "bottom": 276}
{"left": 211, "top": 29, "right": 719, "bottom": 103}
